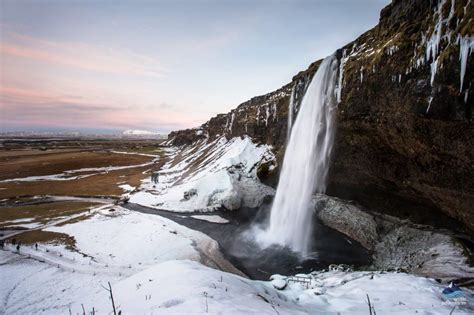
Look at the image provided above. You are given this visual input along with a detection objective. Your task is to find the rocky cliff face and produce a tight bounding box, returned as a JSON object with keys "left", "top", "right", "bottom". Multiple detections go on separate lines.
{"left": 168, "top": 0, "right": 473, "bottom": 234}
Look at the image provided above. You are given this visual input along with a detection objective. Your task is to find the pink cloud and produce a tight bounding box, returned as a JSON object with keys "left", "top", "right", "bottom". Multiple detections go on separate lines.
{"left": 1, "top": 32, "right": 167, "bottom": 78}
{"left": 0, "top": 30, "right": 211, "bottom": 132}
{"left": 0, "top": 84, "right": 205, "bottom": 131}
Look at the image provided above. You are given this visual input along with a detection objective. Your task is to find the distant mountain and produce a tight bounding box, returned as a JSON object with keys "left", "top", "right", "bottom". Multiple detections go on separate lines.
{"left": 122, "top": 129, "right": 167, "bottom": 139}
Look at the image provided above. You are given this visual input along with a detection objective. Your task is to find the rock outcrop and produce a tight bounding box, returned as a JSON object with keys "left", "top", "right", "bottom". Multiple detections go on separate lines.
{"left": 168, "top": 0, "right": 473, "bottom": 235}
{"left": 313, "top": 194, "right": 474, "bottom": 281}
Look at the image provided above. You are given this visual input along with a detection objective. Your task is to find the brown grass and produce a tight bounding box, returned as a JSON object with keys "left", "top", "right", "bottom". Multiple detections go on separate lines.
{"left": 13, "top": 230, "right": 77, "bottom": 250}
{"left": 0, "top": 162, "right": 163, "bottom": 199}
{"left": 0, "top": 150, "right": 153, "bottom": 180}
{"left": 0, "top": 201, "right": 98, "bottom": 228}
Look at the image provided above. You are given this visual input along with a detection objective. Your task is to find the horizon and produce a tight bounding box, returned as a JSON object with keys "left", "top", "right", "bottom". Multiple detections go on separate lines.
{"left": 1, "top": 0, "right": 390, "bottom": 134}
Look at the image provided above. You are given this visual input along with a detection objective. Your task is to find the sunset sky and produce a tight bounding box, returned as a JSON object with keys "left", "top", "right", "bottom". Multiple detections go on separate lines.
{"left": 0, "top": 0, "right": 389, "bottom": 134}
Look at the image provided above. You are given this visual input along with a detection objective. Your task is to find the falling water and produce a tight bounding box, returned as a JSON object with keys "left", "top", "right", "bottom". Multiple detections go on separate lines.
{"left": 265, "top": 55, "right": 339, "bottom": 256}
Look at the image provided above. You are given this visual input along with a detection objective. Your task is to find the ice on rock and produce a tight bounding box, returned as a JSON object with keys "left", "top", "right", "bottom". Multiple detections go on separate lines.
{"left": 336, "top": 49, "right": 348, "bottom": 103}
{"left": 271, "top": 278, "right": 288, "bottom": 290}
{"left": 459, "top": 35, "right": 474, "bottom": 91}
{"left": 287, "top": 83, "right": 296, "bottom": 141}
{"left": 425, "top": 0, "right": 447, "bottom": 86}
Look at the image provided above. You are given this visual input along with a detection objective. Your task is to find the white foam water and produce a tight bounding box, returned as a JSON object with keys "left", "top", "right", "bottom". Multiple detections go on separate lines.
{"left": 262, "top": 55, "right": 339, "bottom": 256}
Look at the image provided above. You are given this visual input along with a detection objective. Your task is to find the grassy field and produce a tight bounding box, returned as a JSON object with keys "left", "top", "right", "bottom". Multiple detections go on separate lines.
{"left": 0, "top": 150, "right": 152, "bottom": 180}
{"left": 0, "top": 138, "right": 167, "bottom": 199}
{"left": 0, "top": 137, "right": 167, "bottom": 247}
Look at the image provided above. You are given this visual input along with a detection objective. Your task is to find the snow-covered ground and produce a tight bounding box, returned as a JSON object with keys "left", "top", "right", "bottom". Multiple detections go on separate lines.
{"left": 85, "top": 260, "right": 474, "bottom": 314}
{"left": 2, "top": 205, "right": 473, "bottom": 314}
{"left": 130, "top": 136, "right": 276, "bottom": 212}
{"left": 0, "top": 205, "right": 242, "bottom": 314}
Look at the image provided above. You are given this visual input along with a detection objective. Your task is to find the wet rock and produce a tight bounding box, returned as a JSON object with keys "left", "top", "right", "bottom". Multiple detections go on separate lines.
{"left": 313, "top": 194, "right": 378, "bottom": 250}
{"left": 182, "top": 189, "right": 198, "bottom": 201}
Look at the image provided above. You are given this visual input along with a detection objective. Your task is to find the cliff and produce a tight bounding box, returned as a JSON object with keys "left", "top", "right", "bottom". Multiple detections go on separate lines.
{"left": 168, "top": 0, "right": 474, "bottom": 234}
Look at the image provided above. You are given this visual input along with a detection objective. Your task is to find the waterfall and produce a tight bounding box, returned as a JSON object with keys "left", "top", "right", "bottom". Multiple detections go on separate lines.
{"left": 264, "top": 55, "right": 339, "bottom": 256}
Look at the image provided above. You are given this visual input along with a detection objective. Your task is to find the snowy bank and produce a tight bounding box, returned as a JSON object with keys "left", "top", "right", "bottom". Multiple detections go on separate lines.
{"left": 130, "top": 136, "right": 275, "bottom": 212}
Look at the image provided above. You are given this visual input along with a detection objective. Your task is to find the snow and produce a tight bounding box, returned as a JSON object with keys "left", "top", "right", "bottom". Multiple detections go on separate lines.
{"left": 86, "top": 260, "right": 305, "bottom": 314}
{"left": 118, "top": 184, "right": 134, "bottom": 192}
{"left": 45, "top": 206, "right": 208, "bottom": 268}
{"left": 80, "top": 260, "right": 473, "bottom": 315}
{"left": 190, "top": 215, "right": 229, "bottom": 224}
{"left": 129, "top": 136, "right": 275, "bottom": 212}
{"left": 0, "top": 251, "right": 117, "bottom": 315}
{"left": 0, "top": 173, "right": 95, "bottom": 183}
{"left": 1, "top": 207, "right": 474, "bottom": 314}
{"left": 0, "top": 205, "right": 243, "bottom": 314}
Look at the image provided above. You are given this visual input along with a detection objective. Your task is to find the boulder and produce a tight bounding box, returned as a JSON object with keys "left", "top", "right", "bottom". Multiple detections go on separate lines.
{"left": 313, "top": 194, "right": 378, "bottom": 250}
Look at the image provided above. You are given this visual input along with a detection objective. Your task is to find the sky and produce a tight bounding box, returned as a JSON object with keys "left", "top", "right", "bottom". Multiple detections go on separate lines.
{"left": 0, "top": 0, "right": 390, "bottom": 134}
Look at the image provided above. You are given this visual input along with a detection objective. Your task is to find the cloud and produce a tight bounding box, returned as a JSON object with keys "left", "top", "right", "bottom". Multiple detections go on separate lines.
{"left": 0, "top": 31, "right": 167, "bottom": 78}
{"left": 0, "top": 84, "right": 205, "bottom": 132}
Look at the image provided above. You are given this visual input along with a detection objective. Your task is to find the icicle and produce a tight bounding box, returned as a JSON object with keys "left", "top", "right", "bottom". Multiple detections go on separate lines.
{"left": 465, "top": 89, "right": 469, "bottom": 104}
{"left": 245, "top": 114, "right": 248, "bottom": 133}
{"left": 336, "top": 49, "right": 347, "bottom": 103}
{"left": 430, "top": 57, "right": 439, "bottom": 86}
{"left": 264, "top": 105, "right": 270, "bottom": 126}
{"left": 360, "top": 67, "right": 364, "bottom": 83}
{"left": 224, "top": 116, "right": 229, "bottom": 131}
{"left": 459, "top": 35, "right": 474, "bottom": 91}
{"left": 256, "top": 107, "right": 260, "bottom": 125}
{"left": 228, "top": 112, "right": 235, "bottom": 133}
{"left": 425, "top": 0, "right": 447, "bottom": 86}
{"left": 287, "top": 84, "right": 295, "bottom": 141}
{"left": 427, "top": 96, "right": 434, "bottom": 113}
